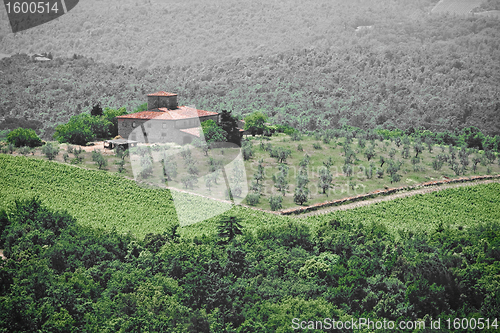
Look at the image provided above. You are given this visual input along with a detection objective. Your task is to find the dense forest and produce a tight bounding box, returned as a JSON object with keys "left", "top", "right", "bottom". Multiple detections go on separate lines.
{"left": 1, "top": 186, "right": 499, "bottom": 332}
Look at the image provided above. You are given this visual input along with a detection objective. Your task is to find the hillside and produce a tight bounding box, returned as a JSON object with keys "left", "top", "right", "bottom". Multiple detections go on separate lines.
{"left": 2, "top": 11, "right": 500, "bottom": 140}
{"left": 431, "top": 0, "right": 485, "bottom": 15}
{"left": 0, "top": 0, "right": 438, "bottom": 67}
{"left": 1, "top": 154, "right": 499, "bottom": 331}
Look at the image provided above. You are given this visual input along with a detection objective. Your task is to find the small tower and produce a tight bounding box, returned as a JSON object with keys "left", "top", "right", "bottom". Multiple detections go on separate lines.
{"left": 147, "top": 91, "right": 178, "bottom": 110}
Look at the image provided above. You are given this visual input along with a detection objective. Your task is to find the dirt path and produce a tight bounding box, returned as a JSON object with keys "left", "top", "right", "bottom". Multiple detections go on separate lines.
{"left": 292, "top": 179, "right": 500, "bottom": 218}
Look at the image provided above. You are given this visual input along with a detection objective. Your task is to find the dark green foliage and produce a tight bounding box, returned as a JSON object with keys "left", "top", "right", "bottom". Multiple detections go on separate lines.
{"left": 394, "top": 136, "right": 402, "bottom": 147}
{"left": 116, "top": 158, "right": 125, "bottom": 173}
{"left": 460, "top": 126, "right": 485, "bottom": 150}
{"left": 217, "top": 215, "right": 243, "bottom": 245}
{"left": 244, "top": 111, "right": 267, "bottom": 136}
{"left": 55, "top": 107, "right": 126, "bottom": 145}
{"left": 219, "top": 110, "right": 241, "bottom": 145}
{"left": 54, "top": 114, "right": 104, "bottom": 145}
{"left": 201, "top": 119, "right": 227, "bottom": 144}
{"left": 6, "top": 128, "right": 42, "bottom": 148}
{"left": 1, "top": 187, "right": 500, "bottom": 331}
{"left": 91, "top": 102, "right": 103, "bottom": 116}
{"left": 242, "top": 140, "right": 253, "bottom": 160}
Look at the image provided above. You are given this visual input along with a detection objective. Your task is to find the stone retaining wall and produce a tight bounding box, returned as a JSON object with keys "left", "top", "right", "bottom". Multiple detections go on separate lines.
{"left": 279, "top": 174, "right": 500, "bottom": 216}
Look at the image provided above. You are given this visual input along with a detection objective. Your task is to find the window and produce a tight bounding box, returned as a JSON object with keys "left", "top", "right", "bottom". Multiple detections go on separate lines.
{"left": 162, "top": 123, "right": 167, "bottom": 129}
{"left": 132, "top": 122, "right": 136, "bottom": 128}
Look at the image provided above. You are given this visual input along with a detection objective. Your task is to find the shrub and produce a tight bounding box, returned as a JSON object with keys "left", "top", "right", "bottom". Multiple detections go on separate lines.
{"left": 91, "top": 150, "right": 107, "bottom": 169}
{"left": 313, "top": 143, "right": 322, "bottom": 150}
{"left": 7, "top": 128, "right": 42, "bottom": 148}
{"left": 294, "top": 186, "right": 309, "bottom": 205}
{"left": 269, "top": 194, "right": 283, "bottom": 211}
{"left": 432, "top": 158, "right": 444, "bottom": 171}
{"left": 245, "top": 193, "right": 260, "bottom": 206}
{"left": 376, "top": 168, "right": 384, "bottom": 178}
{"left": 19, "top": 146, "right": 31, "bottom": 156}
{"left": 42, "top": 143, "right": 59, "bottom": 160}
{"left": 7, "top": 143, "right": 15, "bottom": 154}
{"left": 116, "top": 159, "right": 125, "bottom": 173}
{"left": 290, "top": 131, "right": 302, "bottom": 141}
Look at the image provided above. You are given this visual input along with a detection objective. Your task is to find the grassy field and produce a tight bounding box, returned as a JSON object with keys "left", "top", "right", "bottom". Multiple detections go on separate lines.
{"left": 1, "top": 152, "right": 499, "bottom": 243}
{"left": 302, "top": 182, "right": 500, "bottom": 237}
{"left": 0, "top": 154, "right": 237, "bottom": 238}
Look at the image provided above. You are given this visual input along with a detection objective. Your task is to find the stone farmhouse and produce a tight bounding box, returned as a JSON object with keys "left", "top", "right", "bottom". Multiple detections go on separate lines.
{"left": 116, "top": 91, "right": 219, "bottom": 145}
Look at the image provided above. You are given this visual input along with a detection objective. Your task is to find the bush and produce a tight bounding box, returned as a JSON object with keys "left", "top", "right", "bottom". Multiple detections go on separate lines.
{"left": 6, "top": 128, "right": 42, "bottom": 147}
{"left": 42, "top": 143, "right": 59, "bottom": 160}
{"left": 54, "top": 111, "right": 119, "bottom": 145}
{"left": 269, "top": 194, "right": 283, "bottom": 211}
{"left": 19, "top": 146, "right": 31, "bottom": 156}
{"left": 245, "top": 193, "right": 260, "bottom": 206}
{"left": 91, "top": 150, "right": 107, "bottom": 169}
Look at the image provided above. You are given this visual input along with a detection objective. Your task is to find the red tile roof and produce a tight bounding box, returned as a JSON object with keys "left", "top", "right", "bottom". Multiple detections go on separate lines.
{"left": 116, "top": 106, "right": 218, "bottom": 120}
{"left": 147, "top": 91, "right": 177, "bottom": 96}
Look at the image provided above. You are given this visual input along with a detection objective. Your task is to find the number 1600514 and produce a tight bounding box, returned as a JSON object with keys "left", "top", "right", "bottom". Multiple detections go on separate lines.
{"left": 446, "top": 318, "right": 498, "bottom": 330}
{"left": 5, "top": 2, "right": 59, "bottom": 14}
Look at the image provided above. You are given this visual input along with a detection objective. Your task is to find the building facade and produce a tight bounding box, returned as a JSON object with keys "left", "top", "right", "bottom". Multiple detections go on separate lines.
{"left": 116, "top": 91, "right": 219, "bottom": 145}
